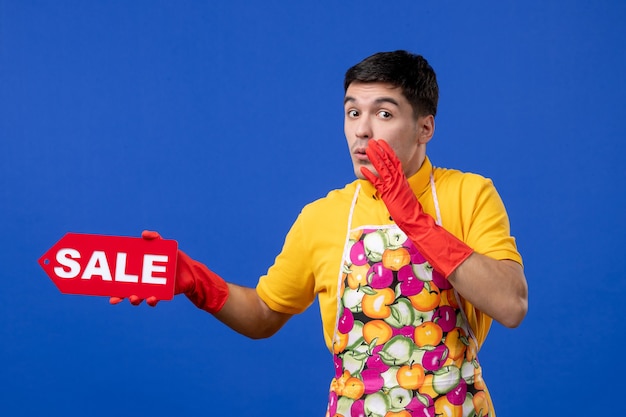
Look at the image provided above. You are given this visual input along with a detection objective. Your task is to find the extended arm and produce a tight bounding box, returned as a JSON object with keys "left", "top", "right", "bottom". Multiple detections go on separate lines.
{"left": 214, "top": 283, "right": 292, "bottom": 339}
{"left": 112, "top": 231, "right": 292, "bottom": 339}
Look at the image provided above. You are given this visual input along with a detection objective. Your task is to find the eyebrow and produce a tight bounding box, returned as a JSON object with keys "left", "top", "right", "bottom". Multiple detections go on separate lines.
{"left": 343, "top": 96, "right": 401, "bottom": 107}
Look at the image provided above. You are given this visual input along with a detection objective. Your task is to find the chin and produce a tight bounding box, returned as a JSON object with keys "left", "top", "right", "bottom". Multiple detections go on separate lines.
{"left": 354, "top": 165, "right": 377, "bottom": 180}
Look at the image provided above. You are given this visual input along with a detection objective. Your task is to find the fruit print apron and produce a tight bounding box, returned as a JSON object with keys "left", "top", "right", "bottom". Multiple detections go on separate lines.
{"left": 327, "top": 174, "right": 493, "bottom": 417}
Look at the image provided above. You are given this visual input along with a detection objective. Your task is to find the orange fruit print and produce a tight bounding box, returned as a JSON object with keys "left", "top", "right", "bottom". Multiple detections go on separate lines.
{"left": 435, "top": 396, "right": 463, "bottom": 417}
{"left": 444, "top": 327, "right": 468, "bottom": 360}
{"left": 382, "top": 247, "right": 411, "bottom": 271}
{"left": 414, "top": 321, "right": 443, "bottom": 347}
{"left": 361, "top": 287, "right": 395, "bottom": 319}
{"left": 396, "top": 363, "right": 426, "bottom": 390}
{"left": 408, "top": 282, "right": 441, "bottom": 311}
{"left": 347, "top": 263, "right": 370, "bottom": 289}
{"left": 362, "top": 319, "right": 393, "bottom": 345}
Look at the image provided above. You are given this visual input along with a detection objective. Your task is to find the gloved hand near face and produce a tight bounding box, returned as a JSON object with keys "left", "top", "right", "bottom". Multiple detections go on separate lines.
{"left": 360, "top": 139, "right": 473, "bottom": 278}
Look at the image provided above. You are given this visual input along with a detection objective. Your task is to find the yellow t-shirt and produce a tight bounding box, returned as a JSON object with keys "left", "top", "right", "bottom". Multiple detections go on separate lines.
{"left": 257, "top": 157, "right": 522, "bottom": 351}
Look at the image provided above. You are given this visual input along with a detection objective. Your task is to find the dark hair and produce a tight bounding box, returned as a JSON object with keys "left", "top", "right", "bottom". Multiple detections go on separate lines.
{"left": 344, "top": 50, "right": 439, "bottom": 117}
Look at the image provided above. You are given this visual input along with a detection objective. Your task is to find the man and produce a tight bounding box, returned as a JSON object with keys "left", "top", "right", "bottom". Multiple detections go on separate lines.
{"left": 113, "top": 50, "right": 528, "bottom": 417}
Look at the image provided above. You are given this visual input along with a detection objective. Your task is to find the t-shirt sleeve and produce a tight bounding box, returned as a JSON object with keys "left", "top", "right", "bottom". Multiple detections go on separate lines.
{"left": 462, "top": 176, "right": 522, "bottom": 266}
{"left": 256, "top": 212, "right": 317, "bottom": 315}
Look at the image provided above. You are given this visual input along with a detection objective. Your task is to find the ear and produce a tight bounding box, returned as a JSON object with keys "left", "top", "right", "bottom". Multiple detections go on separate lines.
{"left": 417, "top": 114, "right": 435, "bottom": 145}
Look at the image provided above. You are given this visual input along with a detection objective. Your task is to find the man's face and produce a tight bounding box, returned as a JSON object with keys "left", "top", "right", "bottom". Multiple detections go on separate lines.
{"left": 344, "top": 81, "right": 433, "bottom": 180}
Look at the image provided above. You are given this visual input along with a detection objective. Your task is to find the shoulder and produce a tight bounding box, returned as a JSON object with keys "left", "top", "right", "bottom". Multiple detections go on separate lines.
{"left": 432, "top": 166, "right": 502, "bottom": 213}
{"left": 433, "top": 165, "right": 521, "bottom": 263}
{"left": 434, "top": 166, "right": 495, "bottom": 192}
{"left": 299, "top": 180, "right": 360, "bottom": 220}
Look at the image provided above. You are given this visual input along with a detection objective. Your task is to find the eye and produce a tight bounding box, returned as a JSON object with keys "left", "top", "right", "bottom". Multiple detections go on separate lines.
{"left": 346, "top": 109, "right": 359, "bottom": 118}
{"left": 377, "top": 110, "right": 392, "bottom": 119}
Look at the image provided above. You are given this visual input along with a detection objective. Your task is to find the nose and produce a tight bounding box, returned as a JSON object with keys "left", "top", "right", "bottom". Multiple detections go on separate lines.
{"left": 355, "top": 117, "right": 373, "bottom": 139}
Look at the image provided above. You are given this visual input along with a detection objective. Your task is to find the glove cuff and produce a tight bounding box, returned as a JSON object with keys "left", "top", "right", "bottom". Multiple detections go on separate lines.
{"left": 398, "top": 213, "right": 473, "bottom": 278}
{"left": 184, "top": 258, "right": 229, "bottom": 314}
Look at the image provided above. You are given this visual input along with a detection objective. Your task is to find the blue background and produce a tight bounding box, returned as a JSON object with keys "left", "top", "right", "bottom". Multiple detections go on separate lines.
{"left": 1, "top": 1, "right": 625, "bottom": 416}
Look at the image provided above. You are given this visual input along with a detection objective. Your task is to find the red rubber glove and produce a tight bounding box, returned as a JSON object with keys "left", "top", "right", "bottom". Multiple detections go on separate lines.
{"left": 360, "top": 139, "right": 473, "bottom": 278}
{"left": 110, "top": 231, "right": 229, "bottom": 313}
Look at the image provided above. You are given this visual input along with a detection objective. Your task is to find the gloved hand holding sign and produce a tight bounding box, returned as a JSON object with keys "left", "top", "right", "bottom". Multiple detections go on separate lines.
{"left": 39, "top": 232, "right": 178, "bottom": 300}
{"left": 360, "top": 139, "right": 474, "bottom": 278}
{"left": 39, "top": 230, "right": 229, "bottom": 314}
{"left": 110, "top": 230, "right": 230, "bottom": 313}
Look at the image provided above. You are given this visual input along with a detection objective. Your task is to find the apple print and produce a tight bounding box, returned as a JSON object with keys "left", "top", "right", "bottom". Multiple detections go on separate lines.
{"left": 342, "top": 349, "right": 366, "bottom": 375}
{"left": 432, "top": 365, "right": 461, "bottom": 395}
{"left": 461, "top": 392, "right": 476, "bottom": 417}
{"left": 336, "top": 396, "right": 354, "bottom": 417}
{"left": 431, "top": 268, "right": 452, "bottom": 290}
{"left": 380, "top": 336, "right": 414, "bottom": 366}
{"left": 388, "top": 386, "right": 412, "bottom": 409}
{"left": 337, "top": 307, "right": 355, "bottom": 333}
{"left": 364, "top": 391, "right": 391, "bottom": 417}
{"left": 361, "top": 368, "right": 385, "bottom": 394}
{"left": 412, "top": 309, "right": 434, "bottom": 327}
{"left": 391, "top": 325, "right": 415, "bottom": 339}
{"left": 446, "top": 378, "right": 467, "bottom": 405}
{"left": 385, "top": 228, "right": 408, "bottom": 248}
{"left": 342, "top": 287, "right": 365, "bottom": 312}
{"left": 351, "top": 399, "right": 366, "bottom": 417}
{"left": 433, "top": 305, "right": 457, "bottom": 332}
{"left": 327, "top": 390, "right": 338, "bottom": 416}
{"left": 461, "top": 361, "right": 476, "bottom": 384}
{"left": 350, "top": 240, "right": 369, "bottom": 266}
{"left": 346, "top": 321, "right": 365, "bottom": 350}
{"left": 380, "top": 366, "right": 399, "bottom": 389}
{"left": 421, "top": 344, "right": 449, "bottom": 371}
{"left": 407, "top": 346, "right": 426, "bottom": 366}
{"left": 397, "top": 264, "right": 424, "bottom": 296}
{"left": 363, "top": 231, "right": 387, "bottom": 263}
{"left": 407, "top": 394, "right": 435, "bottom": 417}
{"left": 385, "top": 297, "right": 415, "bottom": 328}
{"left": 412, "top": 262, "right": 434, "bottom": 282}
{"left": 333, "top": 354, "right": 343, "bottom": 378}
{"left": 367, "top": 262, "right": 394, "bottom": 289}
{"left": 366, "top": 345, "right": 390, "bottom": 372}
{"left": 407, "top": 243, "right": 427, "bottom": 264}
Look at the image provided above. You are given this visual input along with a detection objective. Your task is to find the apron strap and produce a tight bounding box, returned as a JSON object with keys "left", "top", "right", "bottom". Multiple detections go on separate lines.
{"left": 429, "top": 171, "right": 442, "bottom": 226}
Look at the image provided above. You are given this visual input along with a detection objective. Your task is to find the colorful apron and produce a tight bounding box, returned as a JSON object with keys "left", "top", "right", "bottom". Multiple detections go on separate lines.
{"left": 326, "top": 176, "right": 493, "bottom": 417}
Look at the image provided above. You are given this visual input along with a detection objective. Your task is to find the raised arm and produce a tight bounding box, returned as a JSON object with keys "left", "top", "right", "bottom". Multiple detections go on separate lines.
{"left": 361, "top": 139, "right": 528, "bottom": 328}
{"left": 448, "top": 255, "right": 527, "bottom": 328}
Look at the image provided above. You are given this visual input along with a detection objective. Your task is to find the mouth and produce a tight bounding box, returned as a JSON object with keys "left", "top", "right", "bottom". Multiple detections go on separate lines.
{"left": 354, "top": 147, "right": 370, "bottom": 162}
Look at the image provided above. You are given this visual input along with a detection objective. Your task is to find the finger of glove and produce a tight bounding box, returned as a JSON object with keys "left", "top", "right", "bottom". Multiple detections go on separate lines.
{"left": 109, "top": 297, "right": 124, "bottom": 305}
{"left": 360, "top": 166, "right": 379, "bottom": 185}
{"left": 369, "top": 140, "right": 417, "bottom": 214}
{"left": 129, "top": 295, "right": 144, "bottom": 305}
{"left": 373, "top": 140, "right": 403, "bottom": 181}
{"left": 373, "top": 140, "right": 411, "bottom": 197}
{"left": 377, "top": 140, "right": 403, "bottom": 168}
{"left": 146, "top": 296, "right": 160, "bottom": 307}
{"left": 365, "top": 141, "right": 387, "bottom": 174}
{"left": 366, "top": 141, "right": 395, "bottom": 185}
{"left": 142, "top": 230, "right": 162, "bottom": 240}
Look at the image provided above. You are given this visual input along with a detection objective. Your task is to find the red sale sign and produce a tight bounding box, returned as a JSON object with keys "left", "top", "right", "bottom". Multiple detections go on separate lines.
{"left": 38, "top": 233, "right": 178, "bottom": 300}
